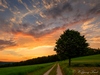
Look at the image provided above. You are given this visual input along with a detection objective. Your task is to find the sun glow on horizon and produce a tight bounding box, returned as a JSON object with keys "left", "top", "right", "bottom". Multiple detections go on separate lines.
{"left": 0, "top": 45, "right": 56, "bottom": 62}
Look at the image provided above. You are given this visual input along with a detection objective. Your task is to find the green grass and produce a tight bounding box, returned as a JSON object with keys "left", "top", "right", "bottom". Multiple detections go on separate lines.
{"left": 0, "top": 54, "right": 100, "bottom": 75}
{"left": 72, "top": 54, "right": 100, "bottom": 62}
{"left": 59, "top": 61, "right": 74, "bottom": 75}
{"left": 0, "top": 63, "right": 54, "bottom": 75}
{"left": 59, "top": 54, "right": 100, "bottom": 75}
{"left": 72, "top": 54, "right": 100, "bottom": 67}
{"left": 60, "top": 54, "right": 100, "bottom": 67}
{"left": 49, "top": 64, "right": 57, "bottom": 75}
{"left": 27, "top": 63, "right": 54, "bottom": 75}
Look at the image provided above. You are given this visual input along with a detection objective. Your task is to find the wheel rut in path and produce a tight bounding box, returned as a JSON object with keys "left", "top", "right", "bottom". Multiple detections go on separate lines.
{"left": 43, "top": 64, "right": 56, "bottom": 75}
{"left": 57, "top": 64, "right": 63, "bottom": 75}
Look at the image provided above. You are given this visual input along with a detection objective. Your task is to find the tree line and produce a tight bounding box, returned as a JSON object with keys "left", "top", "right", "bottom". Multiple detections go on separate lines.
{"left": 0, "top": 48, "right": 100, "bottom": 68}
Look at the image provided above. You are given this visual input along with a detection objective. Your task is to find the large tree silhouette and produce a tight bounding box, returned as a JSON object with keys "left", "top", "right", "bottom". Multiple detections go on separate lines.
{"left": 54, "top": 29, "right": 89, "bottom": 67}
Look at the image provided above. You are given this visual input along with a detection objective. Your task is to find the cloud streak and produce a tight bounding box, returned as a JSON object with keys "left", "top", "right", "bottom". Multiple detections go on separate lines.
{"left": 0, "top": 39, "right": 16, "bottom": 50}
{"left": 89, "top": 3, "right": 100, "bottom": 15}
{"left": 43, "top": 1, "right": 73, "bottom": 18}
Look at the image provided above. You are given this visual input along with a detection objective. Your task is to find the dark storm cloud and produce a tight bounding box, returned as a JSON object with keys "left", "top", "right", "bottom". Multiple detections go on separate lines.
{"left": 11, "top": 22, "right": 63, "bottom": 38}
{"left": 23, "top": 23, "right": 48, "bottom": 37}
{"left": 44, "top": 2, "right": 73, "bottom": 18}
{"left": 20, "top": 23, "right": 45, "bottom": 29}
{"left": 11, "top": 23, "right": 47, "bottom": 38}
{"left": 0, "top": 40, "right": 15, "bottom": 45}
{"left": 0, "top": 39, "right": 16, "bottom": 50}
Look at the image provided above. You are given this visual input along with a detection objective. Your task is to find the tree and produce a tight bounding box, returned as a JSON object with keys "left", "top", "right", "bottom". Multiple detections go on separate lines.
{"left": 54, "top": 29, "right": 89, "bottom": 67}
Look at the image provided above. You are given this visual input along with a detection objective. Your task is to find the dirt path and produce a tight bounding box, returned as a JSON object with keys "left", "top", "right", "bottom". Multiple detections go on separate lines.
{"left": 43, "top": 64, "right": 56, "bottom": 75}
{"left": 43, "top": 63, "right": 63, "bottom": 75}
{"left": 57, "top": 64, "right": 63, "bottom": 75}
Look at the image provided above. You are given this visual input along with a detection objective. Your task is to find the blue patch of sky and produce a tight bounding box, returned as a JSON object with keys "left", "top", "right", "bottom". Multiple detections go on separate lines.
{"left": 0, "top": 6, "right": 5, "bottom": 10}
{"left": 22, "top": 13, "right": 44, "bottom": 26}
{"left": 7, "top": 0, "right": 29, "bottom": 13}
{"left": 22, "top": 14, "right": 37, "bottom": 24}
{"left": 0, "top": 9, "right": 13, "bottom": 20}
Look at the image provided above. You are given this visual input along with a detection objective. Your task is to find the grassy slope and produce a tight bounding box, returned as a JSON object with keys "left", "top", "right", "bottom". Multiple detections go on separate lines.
{"left": 0, "top": 63, "right": 54, "bottom": 75}
{"left": 59, "top": 54, "right": 100, "bottom": 75}
{"left": 72, "top": 54, "right": 100, "bottom": 62}
{"left": 0, "top": 54, "right": 100, "bottom": 75}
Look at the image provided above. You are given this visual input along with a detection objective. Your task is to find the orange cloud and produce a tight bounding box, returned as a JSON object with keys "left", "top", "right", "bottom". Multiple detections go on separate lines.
{"left": 0, "top": 51, "right": 25, "bottom": 62}
{"left": 0, "top": 45, "right": 56, "bottom": 62}
{"left": 12, "top": 17, "right": 93, "bottom": 48}
{"left": 90, "top": 36, "right": 100, "bottom": 43}
{"left": 89, "top": 43, "right": 100, "bottom": 49}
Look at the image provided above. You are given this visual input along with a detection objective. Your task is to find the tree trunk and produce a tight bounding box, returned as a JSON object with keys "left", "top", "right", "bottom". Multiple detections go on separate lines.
{"left": 68, "top": 57, "right": 71, "bottom": 67}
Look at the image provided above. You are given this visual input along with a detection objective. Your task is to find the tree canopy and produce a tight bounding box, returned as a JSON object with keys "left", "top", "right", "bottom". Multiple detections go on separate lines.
{"left": 54, "top": 29, "right": 89, "bottom": 66}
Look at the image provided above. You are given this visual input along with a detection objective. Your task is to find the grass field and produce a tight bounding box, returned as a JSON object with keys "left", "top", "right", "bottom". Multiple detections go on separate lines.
{"left": 0, "top": 54, "right": 100, "bottom": 75}
{"left": 27, "top": 63, "right": 54, "bottom": 75}
{"left": 72, "top": 54, "right": 100, "bottom": 62}
{"left": 0, "top": 62, "right": 54, "bottom": 75}
{"left": 59, "top": 54, "right": 100, "bottom": 75}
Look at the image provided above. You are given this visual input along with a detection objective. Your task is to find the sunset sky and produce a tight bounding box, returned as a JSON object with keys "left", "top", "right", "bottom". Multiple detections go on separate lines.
{"left": 0, "top": 0, "right": 100, "bottom": 62}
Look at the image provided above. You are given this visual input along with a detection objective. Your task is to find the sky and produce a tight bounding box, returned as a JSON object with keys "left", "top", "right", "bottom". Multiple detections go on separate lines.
{"left": 0, "top": 0, "right": 100, "bottom": 62}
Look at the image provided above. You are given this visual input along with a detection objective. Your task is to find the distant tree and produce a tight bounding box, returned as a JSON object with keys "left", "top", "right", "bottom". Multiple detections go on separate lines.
{"left": 54, "top": 29, "right": 89, "bottom": 67}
